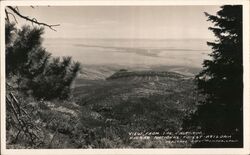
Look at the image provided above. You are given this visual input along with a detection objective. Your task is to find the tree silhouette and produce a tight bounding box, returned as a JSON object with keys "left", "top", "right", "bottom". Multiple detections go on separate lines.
{"left": 184, "top": 5, "right": 243, "bottom": 148}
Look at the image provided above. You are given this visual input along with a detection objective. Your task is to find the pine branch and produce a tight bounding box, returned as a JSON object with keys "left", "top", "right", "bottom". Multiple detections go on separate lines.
{"left": 6, "top": 6, "right": 60, "bottom": 31}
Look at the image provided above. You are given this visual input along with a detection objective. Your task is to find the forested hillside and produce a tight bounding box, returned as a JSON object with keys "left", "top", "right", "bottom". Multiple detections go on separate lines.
{"left": 72, "top": 70, "right": 199, "bottom": 147}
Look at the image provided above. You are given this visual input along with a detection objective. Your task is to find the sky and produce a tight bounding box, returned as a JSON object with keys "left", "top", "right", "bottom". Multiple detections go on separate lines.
{"left": 14, "top": 6, "right": 220, "bottom": 39}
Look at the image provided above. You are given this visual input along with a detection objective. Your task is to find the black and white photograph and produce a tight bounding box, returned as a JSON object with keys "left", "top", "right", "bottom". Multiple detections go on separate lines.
{"left": 1, "top": 0, "right": 250, "bottom": 154}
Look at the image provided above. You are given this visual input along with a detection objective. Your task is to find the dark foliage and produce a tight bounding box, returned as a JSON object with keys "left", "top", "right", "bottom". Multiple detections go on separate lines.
{"left": 183, "top": 5, "right": 243, "bottom": 147}
{"left": 6, "top": 23, "right": 80, "bottom": 100}
{"left": 6, "top": 22, "right": 82, "bottom": 148}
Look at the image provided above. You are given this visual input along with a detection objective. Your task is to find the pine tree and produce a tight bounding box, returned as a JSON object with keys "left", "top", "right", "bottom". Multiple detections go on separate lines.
{"left": 6, "top": 23, "right": 80, "bottom": 100}
{"left": 185, "top": 5, "right": 243, "bottom": 147}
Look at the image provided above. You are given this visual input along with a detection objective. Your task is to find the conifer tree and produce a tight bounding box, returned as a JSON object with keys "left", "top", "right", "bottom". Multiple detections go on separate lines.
{"left": 6, "top": 23, "right": 80, "bottom": 100}
{"left": 186, "top": 5, "right": 243, "bottom": 147}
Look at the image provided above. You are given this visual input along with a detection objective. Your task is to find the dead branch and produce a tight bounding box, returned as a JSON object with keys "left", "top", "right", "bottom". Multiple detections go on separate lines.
{"left": 49, "top": 129, "right": 58, "bottom": 148}
{"left": 10, "top": 92, "right": 21, "bottom": 113}
{"left": 5, "top": 9, "right": 10, "bottom": 22}
{"left": 6, "top": 6, "right": 60, "bottom": 31}
{"left": 8, "top": 12, "right": 18, "bottom": 24}
{"left": 6, "top": 93, "right": 43, "bottom": 145}
{"left": 6, "top": 96, "right": 19, "bottom": 121}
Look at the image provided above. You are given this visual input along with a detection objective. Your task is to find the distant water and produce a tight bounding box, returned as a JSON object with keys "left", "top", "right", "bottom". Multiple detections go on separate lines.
{"left": 43, "top": 38, "right": 211, "bottom": 69}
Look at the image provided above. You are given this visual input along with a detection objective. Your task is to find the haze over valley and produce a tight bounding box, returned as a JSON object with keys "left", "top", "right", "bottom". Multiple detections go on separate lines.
{"left": 44, "top": 38, "right": 211, "bottom": 80}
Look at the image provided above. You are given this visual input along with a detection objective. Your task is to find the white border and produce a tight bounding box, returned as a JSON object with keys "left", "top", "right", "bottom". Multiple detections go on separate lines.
{"left": 0, "top": 1, "right": 249, "bottom": 155}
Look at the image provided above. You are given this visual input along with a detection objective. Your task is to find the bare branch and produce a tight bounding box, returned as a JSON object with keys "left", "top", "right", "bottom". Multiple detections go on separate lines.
{"left": 14, "top": 6, "right": 19, "bottom": 12}
{"left": 6, "top": 8, "right": 18, "bottom": 24}
{"left": 8, "top": 12, "right": 18, "bottom": 24}
{"left": 6, "top": 6, "right": 60, "bottom": 31}
{"left": 5, "top": 9, "right": 10, "bottom": 23}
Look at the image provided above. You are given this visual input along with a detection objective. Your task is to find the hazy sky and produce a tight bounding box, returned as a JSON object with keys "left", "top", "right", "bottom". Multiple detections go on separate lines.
{"left": 15, "top": 6, "right": 220, "bottom": 39}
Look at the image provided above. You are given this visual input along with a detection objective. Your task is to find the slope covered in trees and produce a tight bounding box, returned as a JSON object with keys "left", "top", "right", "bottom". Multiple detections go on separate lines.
{"left": 73, "top": 70, "right": 199, "bottom": 148}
